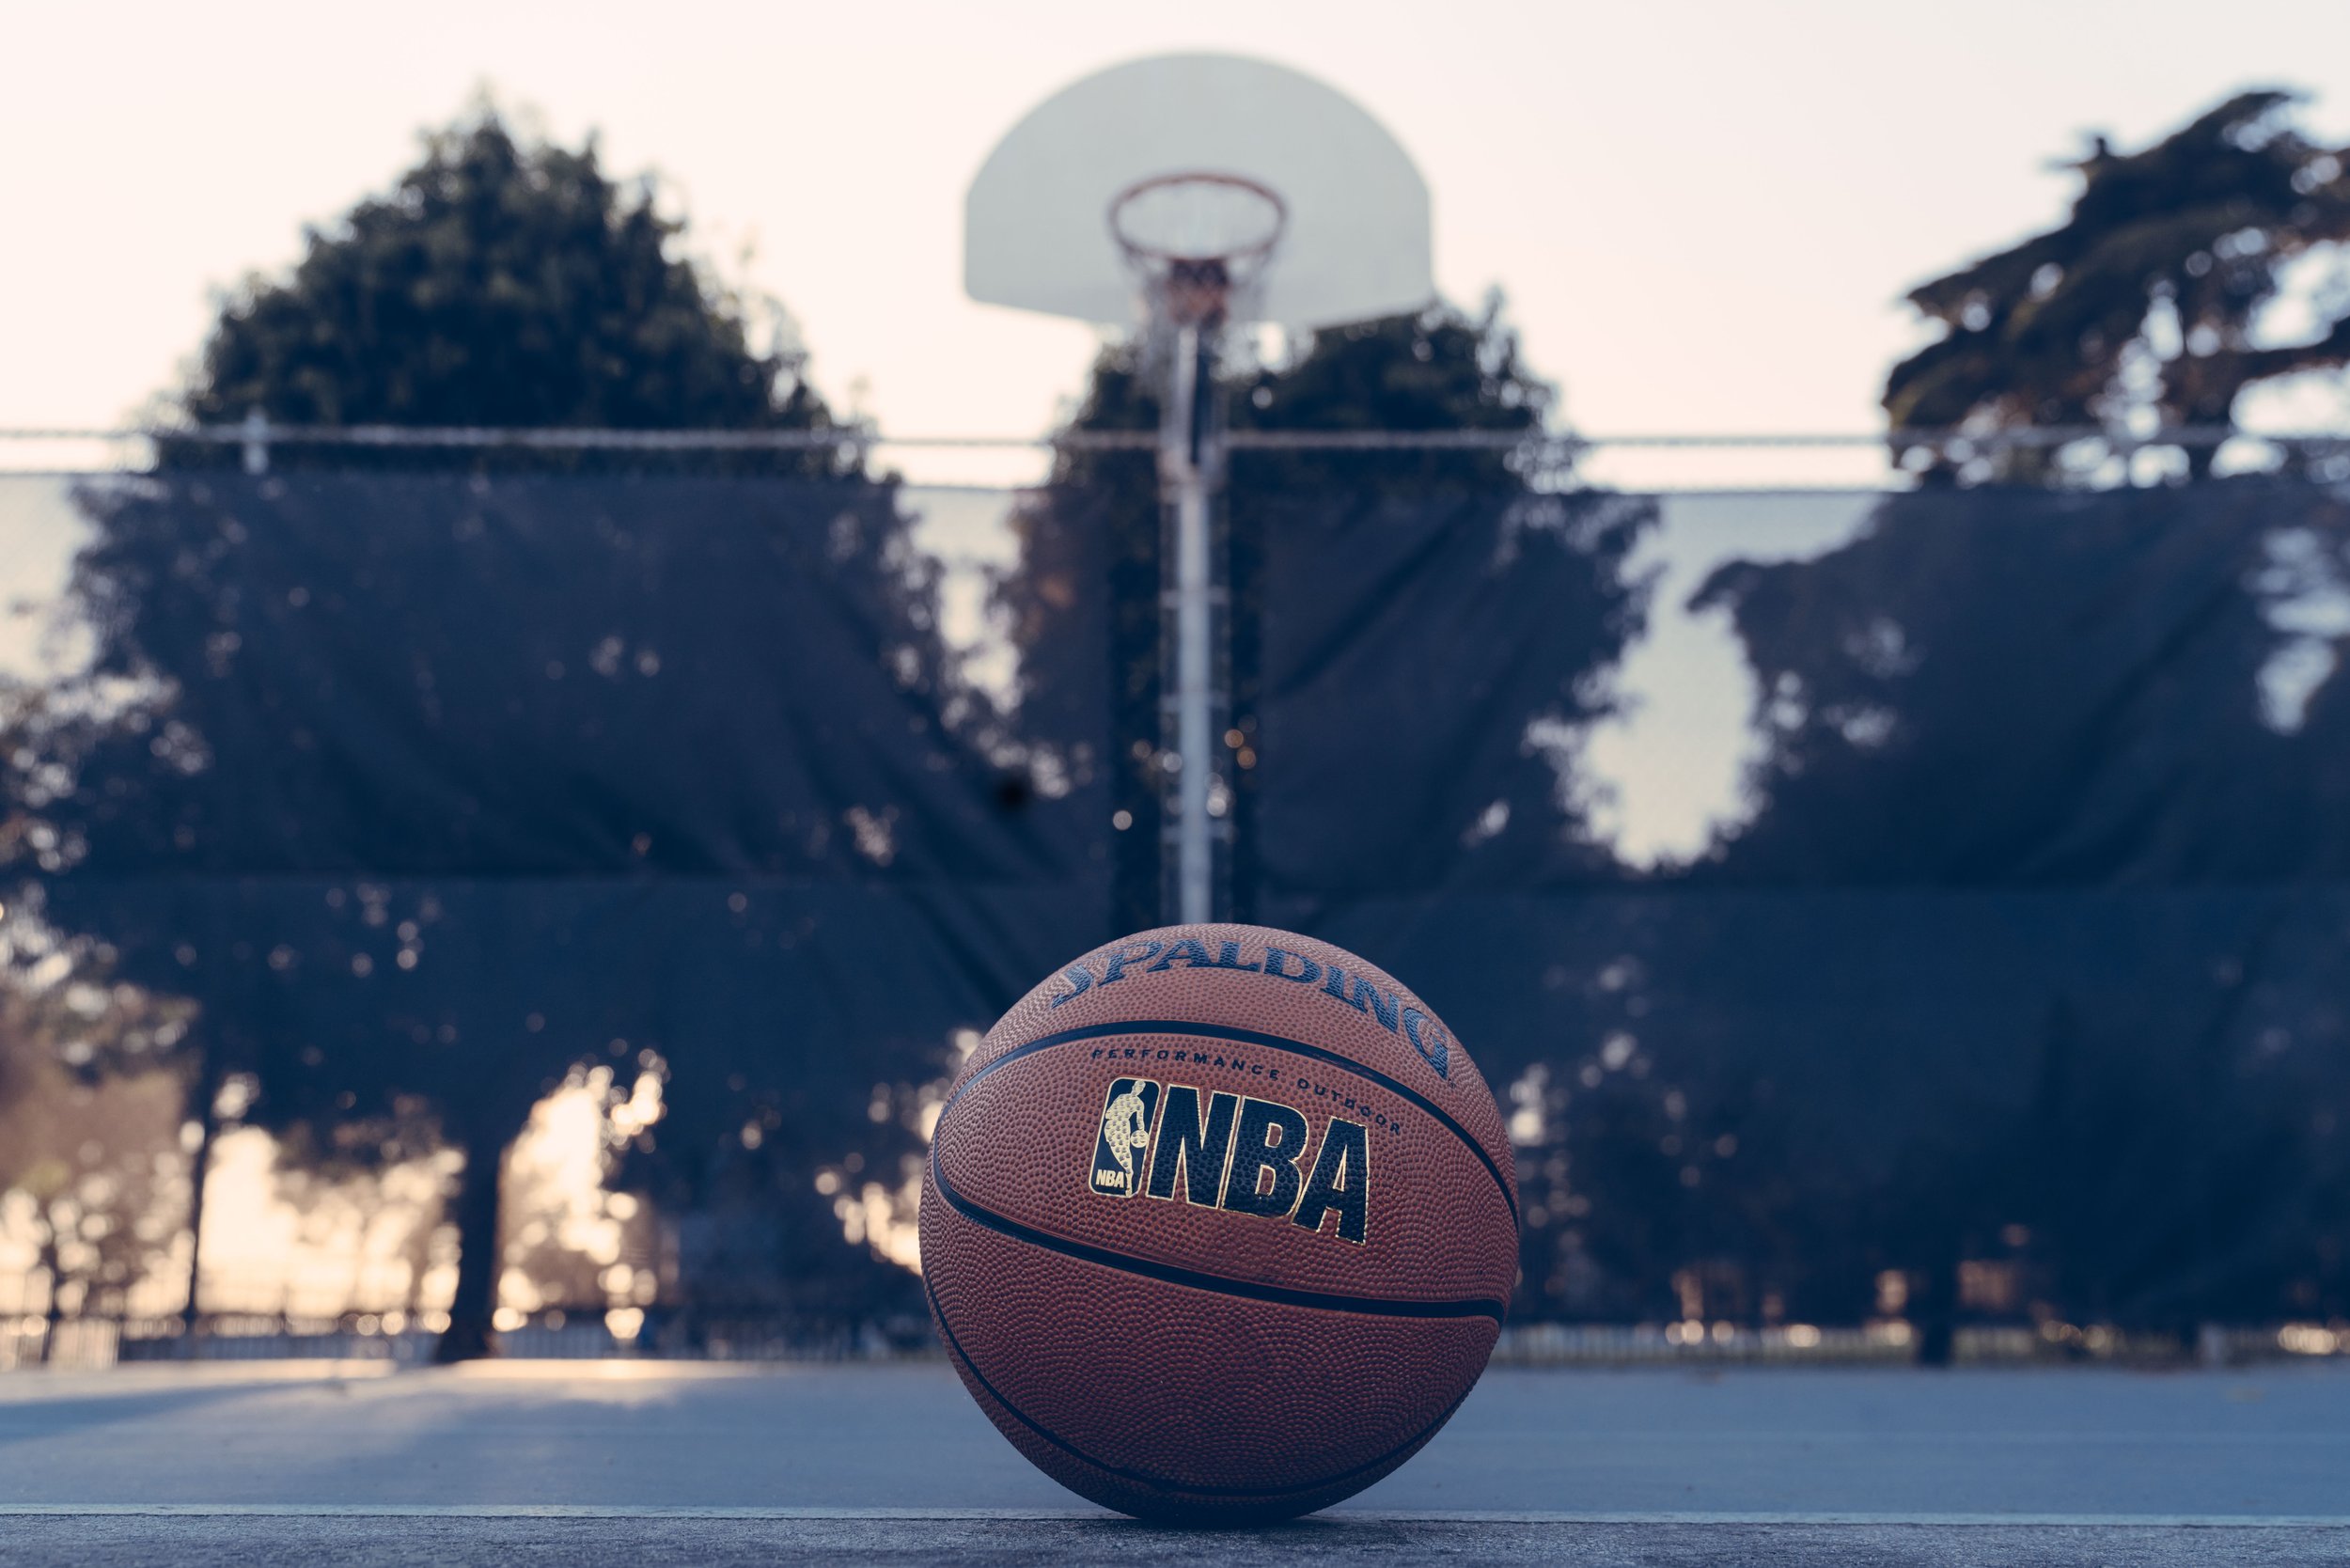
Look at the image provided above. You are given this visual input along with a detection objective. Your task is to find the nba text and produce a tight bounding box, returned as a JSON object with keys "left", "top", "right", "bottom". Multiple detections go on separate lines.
{"left": 1088, "top": 1077, "right": 1370, "bottom": 1245}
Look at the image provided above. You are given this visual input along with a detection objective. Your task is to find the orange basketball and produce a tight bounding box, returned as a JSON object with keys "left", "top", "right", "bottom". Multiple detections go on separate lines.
{"left": 919, "top": 922, "right": 1519, "bottom": 1522}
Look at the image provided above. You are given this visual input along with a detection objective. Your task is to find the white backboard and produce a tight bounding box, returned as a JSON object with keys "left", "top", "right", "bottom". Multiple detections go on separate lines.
{"left": 965, "top": 53, "right": 1434, "bottom": 331}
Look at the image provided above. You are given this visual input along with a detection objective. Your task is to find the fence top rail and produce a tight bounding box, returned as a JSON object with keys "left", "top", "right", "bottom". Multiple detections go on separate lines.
{"left": 5, "top": 423, "right": 2347, "bottom": 453}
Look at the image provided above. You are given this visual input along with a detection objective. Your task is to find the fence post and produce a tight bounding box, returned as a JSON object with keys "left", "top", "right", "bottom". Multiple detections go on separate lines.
{"left": 241, "top": 409, "right": 270, "bottom": 476}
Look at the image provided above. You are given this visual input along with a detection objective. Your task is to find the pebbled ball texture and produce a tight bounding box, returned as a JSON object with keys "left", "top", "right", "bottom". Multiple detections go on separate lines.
{"left": 919, "top": 923, "right": 1518, "bottom": 1523}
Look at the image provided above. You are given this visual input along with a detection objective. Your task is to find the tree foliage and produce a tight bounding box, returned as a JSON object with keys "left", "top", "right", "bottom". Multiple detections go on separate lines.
{"left": 1230, "top": 297, "right": 1558, "bottom": 493}
{"left": 0, "top": 925, "right": 194, "bottom": 1349}
{"left": 169, "top": 107, "right": 846, "bottom": 472}
{"left": 1885, "top": 90, "right": 2350, "bottom": 482}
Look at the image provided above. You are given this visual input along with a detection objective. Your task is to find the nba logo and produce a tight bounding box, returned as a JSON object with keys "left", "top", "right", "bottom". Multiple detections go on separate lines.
{"left": 1089, "top": 1078, "right": 1161, "bottom": 1197}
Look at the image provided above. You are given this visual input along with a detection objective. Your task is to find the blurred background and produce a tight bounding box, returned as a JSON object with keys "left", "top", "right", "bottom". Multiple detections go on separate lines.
{"left": 5, "top": 0, "right": 2350, "bottom": 1377}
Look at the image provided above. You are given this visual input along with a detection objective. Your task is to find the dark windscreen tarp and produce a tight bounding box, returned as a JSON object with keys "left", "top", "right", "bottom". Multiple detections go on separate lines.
{"left": 24, "top": 470, "right": 2350, "bottom": 1330}
{"left": 1684, "top": 481, "right": 2350, "bottom": 886}
{"left": 62, "top": 473, "right": 1075, "bottom": 881}
{"left": 1249, "top": 487, "right": 1652, "bottom": 902}
{"left": 1243, "top": 478, "right": 2350, "bottom": 1328}
{"left": 37, "top": 473, "right": 1103, "bottom": 1319}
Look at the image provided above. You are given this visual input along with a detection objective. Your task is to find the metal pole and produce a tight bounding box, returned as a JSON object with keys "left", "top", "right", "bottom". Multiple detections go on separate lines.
{"left": 1162, "top": 324, "right": 1218, "bottom": 925}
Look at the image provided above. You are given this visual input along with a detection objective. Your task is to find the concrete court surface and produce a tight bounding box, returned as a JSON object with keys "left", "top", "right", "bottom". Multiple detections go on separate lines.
{"left": 3, "top": 1359, "right": 2348, "bottom": 1563}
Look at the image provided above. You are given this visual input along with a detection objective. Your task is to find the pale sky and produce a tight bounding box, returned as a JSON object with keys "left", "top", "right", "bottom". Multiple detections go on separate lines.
{"left": 7, "top": 0, "right": 2350, "bottom": 484}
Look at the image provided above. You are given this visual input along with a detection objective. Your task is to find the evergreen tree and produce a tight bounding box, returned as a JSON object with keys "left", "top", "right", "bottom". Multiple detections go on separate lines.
{"left": 43, "top": 106, "right": 906, "bottom": 1364}
{"left": 1886, "top": 91, "right": 2350, "bottom": 482}
{"left": 168, "top": 106, "right": 847, "bottom": 472}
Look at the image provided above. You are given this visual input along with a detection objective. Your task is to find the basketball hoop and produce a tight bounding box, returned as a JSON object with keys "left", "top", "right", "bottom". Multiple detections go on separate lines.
{"left": 1108, "top": 172, "right": 1287, "bottom": 328}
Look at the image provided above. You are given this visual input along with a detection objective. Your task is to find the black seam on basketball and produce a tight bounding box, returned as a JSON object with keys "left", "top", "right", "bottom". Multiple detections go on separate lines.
{"left": 944, "top": 1018, "right": 1518, "bottom": 1226}
{"left": 930, "top": 1143, "right": 1507, "bottom": 1323}
{"left": 925, "top": 1269, "right": 1477, "bottom": 1500}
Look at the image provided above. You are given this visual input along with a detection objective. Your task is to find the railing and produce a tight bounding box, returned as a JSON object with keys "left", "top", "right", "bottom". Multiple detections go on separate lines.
{"left": 6, "top": 1311, "right": 2342, "bottom": 1371}
{"left": 5, "top": 419, "right": 2348, "bottom": 468}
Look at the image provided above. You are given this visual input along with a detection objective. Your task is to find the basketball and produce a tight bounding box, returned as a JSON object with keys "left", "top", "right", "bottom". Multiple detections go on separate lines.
{"left": 919, "top": 922, "right": 1519, "bottom": 1522}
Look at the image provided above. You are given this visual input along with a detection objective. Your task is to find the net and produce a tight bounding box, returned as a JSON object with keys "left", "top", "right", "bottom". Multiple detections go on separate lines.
{"left": 8, "top": 466, "right": 2349, "bottom": 1337}
{"left": 1109, "top": 173, "right": 1287, "bottom": 326}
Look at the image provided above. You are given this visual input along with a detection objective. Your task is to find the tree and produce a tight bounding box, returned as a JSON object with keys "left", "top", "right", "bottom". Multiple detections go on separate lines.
{"left": 168, "top": 104, "right": 847, "bottom": 472}
{"left": 1229, "top": 298, "right": 1559, "bottom": 494}
{"left": 1885, "top": 90, "right": 2350, "bottom": 483}
{"left": 997, "top": 295, "right": 1642, "bottom": 930}
{"left": 41, "top": 105, "right": 938, "bottom": 1365}
{"left": 0, "top": 917, "right": 195, "bottom": 1357}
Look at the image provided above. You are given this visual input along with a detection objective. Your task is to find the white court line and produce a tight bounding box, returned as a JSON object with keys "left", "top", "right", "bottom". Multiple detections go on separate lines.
{"left": 2, "top": 1505, "right": 2346, "bottom": 1527}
